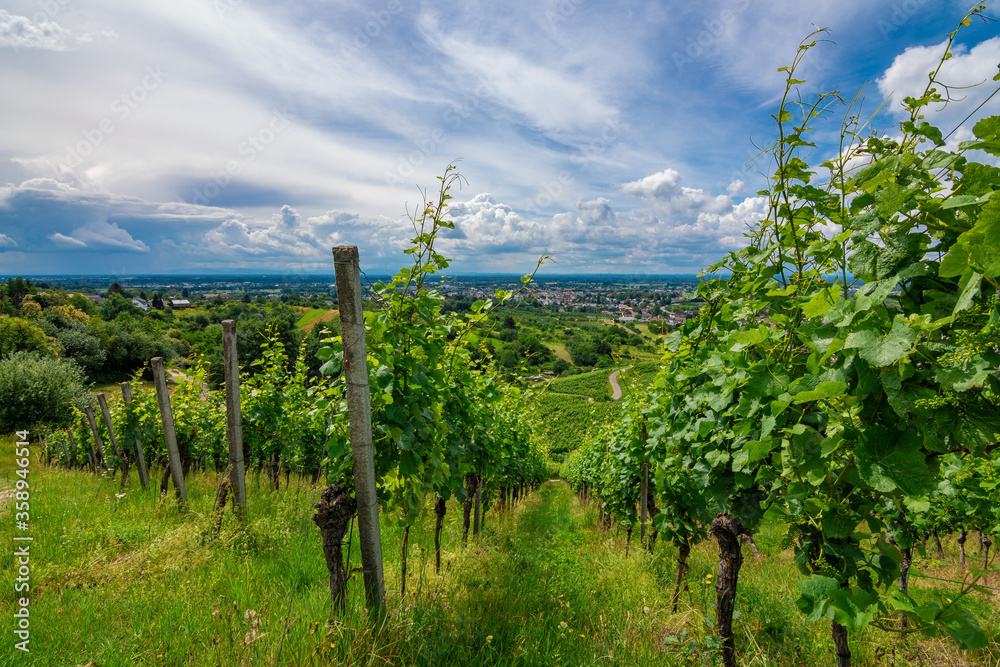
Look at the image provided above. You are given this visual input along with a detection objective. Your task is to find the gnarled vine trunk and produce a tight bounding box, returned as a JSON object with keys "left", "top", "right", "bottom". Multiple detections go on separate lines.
{"left": 672, "top": 541, "right": 691, "bottom": 612}
{"left": 312, "top": 483, "right": 357, "bottom": 614}
{"left": 958, "top": 529, "right": 967, "bottom": 566}
{"left": 832, "top": 619, "right": 851, "bottom": 667}
{"left": 434, "top": 497, "right": 446, "bottom": 574}
{"left": 710, "top": 513, "right": 745, "bottom": 667}
{"left": 462, "top": 474, "right": 480, "bottom": 544}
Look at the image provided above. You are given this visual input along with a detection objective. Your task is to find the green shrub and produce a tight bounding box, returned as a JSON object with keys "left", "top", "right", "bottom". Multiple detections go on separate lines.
{"left": 0, "top": 315, "right": 58, "bottom": 357}
{"left": 0, "top": 351, "right": 94, "bottom": 432}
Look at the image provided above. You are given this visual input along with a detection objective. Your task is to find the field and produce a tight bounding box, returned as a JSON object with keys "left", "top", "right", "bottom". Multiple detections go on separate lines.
{"left": 295, "top": 308, "right": 339, "bottom": 332}
{"left": 2, "top": 449, "right": 996, "bottom": 666}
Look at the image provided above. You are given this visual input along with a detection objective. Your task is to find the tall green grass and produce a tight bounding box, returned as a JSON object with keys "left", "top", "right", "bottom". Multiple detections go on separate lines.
{"left": 2, "top": 443, "right": 997, "bottom": 666}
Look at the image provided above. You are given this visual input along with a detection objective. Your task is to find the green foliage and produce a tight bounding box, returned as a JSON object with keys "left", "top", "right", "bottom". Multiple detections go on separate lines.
{"left": 547, "top": 368, "right": 614, "bottom": 401}
{"left": 318, "top": 162, "right": 548, "bottom": 523}
{"left": 535, "top": 393, "right": 620, "bottom": 460}
{"left": 0, "top": 351, "right": 93, "bottom": 432}
{"left": 610, "top": 14, "right": 999, "bottom": 657}
{"left": 0, "top": 315, "right": 58, "bottom": 358}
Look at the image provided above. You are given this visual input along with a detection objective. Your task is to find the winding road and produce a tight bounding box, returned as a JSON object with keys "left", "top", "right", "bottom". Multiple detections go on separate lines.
{"left": 608, "top": 368, "right": 626, "bottom": 400}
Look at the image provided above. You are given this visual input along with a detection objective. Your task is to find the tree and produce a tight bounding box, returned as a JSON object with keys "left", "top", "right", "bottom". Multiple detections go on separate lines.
{"left": 106, "top": 282, "right": 126, "bottom": 298}
{"left": 99, "top": 293, "right": 139, "bottom": 321}
{"left": 151, "top": 294, "right": 164, "bottom": 310}
{"left": 0, "top": 315, "right": 58, "bottom": 358}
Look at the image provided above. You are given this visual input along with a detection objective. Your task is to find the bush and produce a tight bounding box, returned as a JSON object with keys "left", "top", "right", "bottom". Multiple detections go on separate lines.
{"left": 0, "top": 351, "right": 94, "bottom": 432}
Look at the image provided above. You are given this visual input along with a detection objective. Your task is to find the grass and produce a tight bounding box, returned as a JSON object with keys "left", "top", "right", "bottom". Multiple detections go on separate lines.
{"left": 295, "top": 308, "right": 338, "bottom": 332}
{"left": 544, "top": 342, "right": 573, "bottom": 363}
{"left": 0, "top": 446, "right": 997, "bottom": 666}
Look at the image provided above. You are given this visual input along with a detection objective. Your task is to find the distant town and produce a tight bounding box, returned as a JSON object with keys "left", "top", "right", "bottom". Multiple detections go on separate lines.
{"left": 6, "top": 273, "right": 708, "bottom": 326}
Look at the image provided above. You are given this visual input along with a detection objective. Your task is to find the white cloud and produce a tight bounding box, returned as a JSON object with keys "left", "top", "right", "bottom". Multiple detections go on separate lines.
{"left": 445, "top": 194, "right": 542, "bottom": 253}
{"left": 417, "top": 11, "right": 618, "bottom": 133}
{"left": 48, "top": 233, "right": 87, "bottom": 248}
{"left": 878, "top": 37, "right": 1000, "bottom": 130}
{"left": 0, "top": 10, "right": 74, "bottom": 51}
{"left": 621, "top": 169, "right": 735, "bottom": 218}
{"left": 0, "top": 10, "right": 114, "bottom": 51}
{"left": 0, "top": 232, "right": 19, "bottom": 248}
{"left": 70, "top": 221, "right": 149, "bottom": 252}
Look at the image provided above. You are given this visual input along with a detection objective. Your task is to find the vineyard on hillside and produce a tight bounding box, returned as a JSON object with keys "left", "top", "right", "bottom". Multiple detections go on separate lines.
{"left": 4, "top": 10, "right": 1000, "bottom": 667}
{"left": 563, "top": 18, "right": 1000, "bottom": 667}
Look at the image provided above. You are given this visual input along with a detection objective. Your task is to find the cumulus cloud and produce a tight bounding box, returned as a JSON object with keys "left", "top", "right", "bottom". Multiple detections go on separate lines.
{"left": 0, "top": 232, "right": 19, "bottom": 248}
{"left": 445, "top": 194, "right": 541, "bottom": 253}
{"left": 878, "top": 37, "right": 1000, "bottom": 129}
{"left": 621, "top": 169, "right": 740, "bottom": 219}
{"left": 0, "top": 10, "right": 114, "bottom": 51}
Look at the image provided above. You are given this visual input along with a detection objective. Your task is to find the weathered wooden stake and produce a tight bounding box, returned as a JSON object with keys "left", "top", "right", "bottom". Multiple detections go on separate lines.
{"left": 152, "top": 357, "right": 188, "bottom": 508}
{"left": 473, "top": 482, "right": 483, "bottom": 537}
{"left": 97, "top": 393, "right": 129, "bottom": 484}
{"left": 83, "top": 406, "right": 107, "bottom": 470}
{"left": 639, "top": 462, "right": 648, "bottom": 545}
{"left": 59, "top": 436, "right": 69, "bottom": 468}
{"left": 333, "top": 245, "right": 385, "bottom": 613}
{"left": 67, "top": 431, "right": 79, "bottom": 469}
{"left": 120, "top": 382, "right": 150, "bottom": 489}
{"left": 221, "top": 320, "right": 247, "bottom": 515}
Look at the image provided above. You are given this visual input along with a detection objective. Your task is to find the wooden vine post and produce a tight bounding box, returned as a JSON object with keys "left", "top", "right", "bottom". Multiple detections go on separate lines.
{"left": 67, "top": 431, "right": 79, "bottom": 469}
{"left": 120, "top": 382, "right": 150, "bottom": 489}
{"left": 151, "top": 357, "right": 188, "bottom": 508}
{"left": 83, "top": 406, "right": 107, "bottom": 470}
{"left": 332, "top": 245, "right": 385, "bottom": 614}
{"left": 639, "top": 421, "right": 649, "bottom": 546}
{"left": 97, "top": 393, "right": 129, "bottom": 483}
{"left": 222, "top": 319, "right": 248, "bottom": 516}
{"left": 59, "top": 436, "right": 69, "bottom": 468}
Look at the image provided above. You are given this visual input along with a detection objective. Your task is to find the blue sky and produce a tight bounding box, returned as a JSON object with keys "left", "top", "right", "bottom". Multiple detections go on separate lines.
{"left": 1, "top": 0, "right": 999, "bottom": 277}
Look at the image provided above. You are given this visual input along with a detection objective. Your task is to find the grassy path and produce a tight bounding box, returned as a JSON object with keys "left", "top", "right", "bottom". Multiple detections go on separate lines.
{"left": 403, "top": 481, "right": 674, "bottom": 666}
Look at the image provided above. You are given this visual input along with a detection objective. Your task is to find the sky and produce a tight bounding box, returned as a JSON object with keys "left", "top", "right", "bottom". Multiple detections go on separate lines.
{"left": 1, "top": 0, "right": 999, "bottom": 278}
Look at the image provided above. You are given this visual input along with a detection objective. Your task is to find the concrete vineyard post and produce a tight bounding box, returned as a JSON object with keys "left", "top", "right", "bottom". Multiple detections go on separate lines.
{"left": 222, "top": 320, "right": 248, "bottom": 515}
{"left": 120, "top": 382, "right": 150, "bottom": 489}
{"left": 152, "top": 357, "right": 188, "bottom": 508}
{"left": 333, "top": 245, "right": 385, "bottom": 614}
